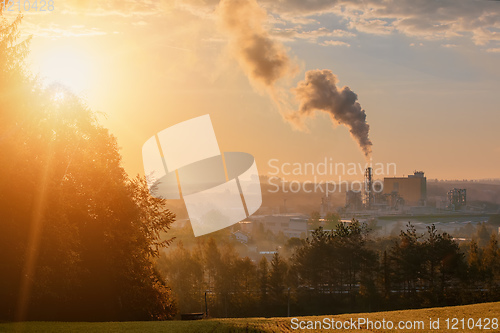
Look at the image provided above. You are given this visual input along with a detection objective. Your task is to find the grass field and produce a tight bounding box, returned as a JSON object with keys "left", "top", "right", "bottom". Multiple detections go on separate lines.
{"left": 1, "top": 302, "right": 499, "bottom": 332}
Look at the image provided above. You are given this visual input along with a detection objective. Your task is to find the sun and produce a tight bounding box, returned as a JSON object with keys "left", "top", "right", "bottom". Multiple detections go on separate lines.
{"left": 37, "top": 46, "right": 94, "bottom": 94}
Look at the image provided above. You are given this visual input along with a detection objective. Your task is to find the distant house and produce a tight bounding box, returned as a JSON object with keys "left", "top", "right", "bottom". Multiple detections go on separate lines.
{"left": 230, "top": 231, "right": 249, "bottom": 244}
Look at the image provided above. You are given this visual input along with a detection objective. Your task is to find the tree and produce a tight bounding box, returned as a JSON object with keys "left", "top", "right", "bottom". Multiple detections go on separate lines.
{"left": 423, "top": 225, "right": 465, "bottom": 304}
{"left": 482, "top": 234, "right": 500, "bottom": 294}
{"left": 390, "top": 223, "right": 425, "bottom": 298}
{"left": 258, "top": 256, "right": 269, "bottom": 304}
{"left": 159, "top": 242, "right": 204, "bottom": 314}
{"left": 324, "top": 212, "right": 340, "bottom": 230}
{"left": 476, "top": 223, "right": 491, "bottom": 248}
{"left": 203, "top": 238, "right": 221, "bottom": 293}
{"left": 292, "top": 220, "right": 377, "bottom": 302}
{"left": 0, "top": 12, "right": 176, "bottom": 321}
{"left": 333, "top": 221, "right": 375, "bottom": 297}
{"left": 269, "top": 251, "right": 287, "bottom": 305}
{"left": 231, "top": 256, "right": 258, "bottom": 317}
{"left": 381, "top": 250, "right": 391, "bottom": 299}
{"left": 285, "top": 237, "right": 304, "bottom": 250}
{"left": 308, "top": 211, "right": 321, "bottom": 230}
{"left": 292, "top": 227, "right": 332, "bottom": 292}
{"left": 468, "top": 239, "right": 482, "bottom": 281}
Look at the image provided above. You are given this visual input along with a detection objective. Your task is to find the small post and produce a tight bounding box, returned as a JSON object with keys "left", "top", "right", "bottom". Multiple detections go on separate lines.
{"left": 205, "top": 291, "right": 208, "bottom": 318}
{"left": 287, "top": 287, "right": 291, "bottom": 317}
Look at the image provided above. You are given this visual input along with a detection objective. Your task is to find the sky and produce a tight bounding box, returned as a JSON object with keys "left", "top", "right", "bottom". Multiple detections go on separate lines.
{"left": 6, "top": 0, "right": 500, "bottom": 182}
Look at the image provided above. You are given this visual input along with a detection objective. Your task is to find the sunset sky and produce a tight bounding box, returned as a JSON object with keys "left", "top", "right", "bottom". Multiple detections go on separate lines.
{"left": 7, "top": 0, "right": 500, "bottom": 181}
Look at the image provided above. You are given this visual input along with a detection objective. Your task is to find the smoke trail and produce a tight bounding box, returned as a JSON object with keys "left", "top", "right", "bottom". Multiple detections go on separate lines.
{"left": 287, "top": 69, "right": 372, "bottom": 158}
{"left": 217, "top": 0, "right": 372, "bottom": 158}
{"left": 217, "top": 0, "right": 294, "bottom": 91}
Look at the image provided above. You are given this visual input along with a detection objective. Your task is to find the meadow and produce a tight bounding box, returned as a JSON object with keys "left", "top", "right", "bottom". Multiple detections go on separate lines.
{"left": 1, "top": 301, "right": 499, "bottom": 332}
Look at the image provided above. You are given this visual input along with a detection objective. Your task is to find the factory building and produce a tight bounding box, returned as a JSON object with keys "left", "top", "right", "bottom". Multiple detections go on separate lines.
{"left": 346, "top": 190, "right": 363, "bottom": 211}
{"left": 320, "top": 193, "right": 334, "bottom": 216}
{"left": 447, "top": 188, "right": 466, "bottom": 211}
{"left": 383, "top": 171, "right": 427, "bottom": 206}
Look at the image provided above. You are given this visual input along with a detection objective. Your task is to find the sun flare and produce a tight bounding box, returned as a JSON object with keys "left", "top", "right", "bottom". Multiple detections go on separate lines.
{"left": 38, "top": 46, "right": 94, "bottom": 93}
{"left": 52, "top": 91, "right": 65, "bottom": 101}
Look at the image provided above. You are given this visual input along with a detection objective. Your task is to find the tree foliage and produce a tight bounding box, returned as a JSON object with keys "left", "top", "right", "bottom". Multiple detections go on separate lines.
{"left": 158, "top": 221, "right": 500, "bottom": 317}
{"left": 0, "top": 13, "right": 175, "bottom": 321}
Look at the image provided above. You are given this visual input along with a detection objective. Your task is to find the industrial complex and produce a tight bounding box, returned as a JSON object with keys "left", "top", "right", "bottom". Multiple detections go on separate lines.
{"left": 229, "top": 168, "right": 480, "bottom": 244}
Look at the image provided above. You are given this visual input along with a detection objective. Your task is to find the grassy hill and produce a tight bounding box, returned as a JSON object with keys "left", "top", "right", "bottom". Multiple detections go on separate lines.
{"left": 1, "top": 302, "right": 499, "bottom": 332}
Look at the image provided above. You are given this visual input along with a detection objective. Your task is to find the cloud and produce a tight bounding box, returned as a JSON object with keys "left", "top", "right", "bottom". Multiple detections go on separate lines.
{"left": 21, "top": 22, "right": 107, "bottom": 39}
{"left": 54, "top": 0, "right": 168, "bottom": 17}
{"left": 265, "top": 0, "right": 500, "bottom": 46}
{"left": 157, "top": 0, "right": 500, "bottom": 48}
{"left": 472, "top": 28, "right": 500, "bottom": 46}
{"left": 320, "top": 40, "right": 350, "bottom": 47}
{"left": 262, "top": 0, "right": 340, "bottom": 16}
{"left": 486, "top": 48, "right": 500, "bottom": 53}
{"left": 348, "top": 18, "right": 394, "bottom": 35}
{"left": 271, "top": 27, "right": 355, "bottom": 42}
{"left": 55, "top": 0, "right": 500, "bottom": 50}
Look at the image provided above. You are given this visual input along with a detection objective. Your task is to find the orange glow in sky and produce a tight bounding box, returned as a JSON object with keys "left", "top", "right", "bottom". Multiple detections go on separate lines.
{"left": 11, "top": 0, "right": 500, "bottom": 181}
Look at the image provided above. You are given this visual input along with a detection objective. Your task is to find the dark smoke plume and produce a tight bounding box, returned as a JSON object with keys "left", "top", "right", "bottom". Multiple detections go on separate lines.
{"left": 288, "top": 69, "right": 372, "bottom": 158}
{"left": 217, "top": 0, "right": 372, "bottom": 158}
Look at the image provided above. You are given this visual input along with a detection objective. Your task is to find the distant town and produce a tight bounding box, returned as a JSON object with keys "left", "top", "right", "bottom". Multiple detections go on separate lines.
{"left": 165, "top": 170, "right": 500, "bottom": 262}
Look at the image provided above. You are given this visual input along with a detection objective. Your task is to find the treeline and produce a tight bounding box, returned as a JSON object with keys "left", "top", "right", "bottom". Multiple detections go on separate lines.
{"left": 158, "top": 221, "right": 500, "bottom": 318}
{"left": 0, "top": 14, "right": 176, "bottom": 320}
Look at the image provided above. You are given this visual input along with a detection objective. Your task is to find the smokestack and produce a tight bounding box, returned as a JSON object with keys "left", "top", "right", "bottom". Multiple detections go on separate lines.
{"left": 287, "top": 69, "right": 373, "bottom": 158}
{"left": 364, "top": 167, "right": 373, "bottom": 209}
